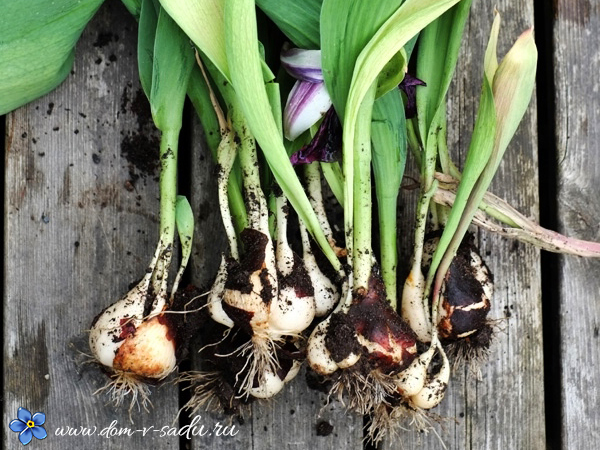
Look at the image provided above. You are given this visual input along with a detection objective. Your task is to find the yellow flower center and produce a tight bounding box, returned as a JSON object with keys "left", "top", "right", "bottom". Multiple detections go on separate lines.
{"left": 26, "top": 420, "right": 35, "bottom": 428}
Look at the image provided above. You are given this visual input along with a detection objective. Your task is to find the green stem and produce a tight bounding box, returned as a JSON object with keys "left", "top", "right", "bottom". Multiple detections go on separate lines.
{"left": 409, "top": 179, "right": 438, "bottom": 325}
{"left": 435, "top": 105, "right": 452, "bottom": 176}
{"left": 158, "top": 128, "right": 179, "bottom": 256}
{"left": 478, "top": 199, "right": 519, "bottom": 228}
{"left": 418, "top": 112, "right": 448, "bottom": 301}
{"left": 407, "top": 111, "right": 441, "bottom": 306}
{"left": 305, "top": 164, "right": 336, "bottom": 248}
{"left": 320, "top": 162, "right": 344, "bottom": 207}
{"left": 413, "top": 181, "right": 439, "bottom": 268}
{"left": 407, "top": 118, "right": 422, "bottom": 165}
{"left": 422, "top": 110, "right": 443, "bottom": 190}
{"left": 188, "top": 61, "right": 248, "bottom": 235}
{"left": 377, "top": 194, "right": 398, "bottom": 307}
{"left": 233, "top": 107, "right": 268, "bottom": 233}
{"left": 426, "top": 177, "right": 489, "bottom": 301}
{"left": 371, "top": 90, "right": 406, "bottom": 307}
{"left": 227, "top": 165, "right": 248, "bottom": 234}
{"left": 353, "top": 84, "right": 377, "bottom": 290}
{"left": 437, "top": 133, "right": 461, "bottom": 180}
{"left": 150, "top": 128, "right": 179, "bottom": 300}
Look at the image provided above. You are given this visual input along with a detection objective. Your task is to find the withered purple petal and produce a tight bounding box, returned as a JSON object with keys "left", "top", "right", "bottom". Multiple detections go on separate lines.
{"left": 290, "top": 107, "right": 342, "bottom": 165}
{"left": 399, "top": 73, "right": 426, "bottom": 118}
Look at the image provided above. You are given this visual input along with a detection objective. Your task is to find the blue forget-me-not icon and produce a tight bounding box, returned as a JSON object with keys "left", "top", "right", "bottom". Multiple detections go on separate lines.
{"left": 9, "top": 407, "right": 47, "bottom": 445}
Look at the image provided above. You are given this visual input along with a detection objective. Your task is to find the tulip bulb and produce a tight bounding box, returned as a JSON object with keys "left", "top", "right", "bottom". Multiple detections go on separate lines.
{"left": 112, "top": 315, "right": 176, "bottom": 380}
{"left": 422, "top": 232, "right": 495, "bottom": 360}
{"left": 299, "top": 221, "right": 339, "bottom": 317}
{"left": 89, "top": 268, "right": 178, "bottom": 414}
{"left": 248, "top": 368, "right": 286, "bottom": 399}
{"left": 269, "top": 195, "right": 316, "bottom": 334}
{"left": 89, "top": 275, "right": 171, "bottom": 377}
{"left": 437, "top": 241, "right": 493, "bottom": 341}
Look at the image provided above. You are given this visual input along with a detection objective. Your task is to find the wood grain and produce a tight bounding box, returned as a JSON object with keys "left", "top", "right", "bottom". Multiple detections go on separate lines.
{"left": 3, "top": 3, "right": 180, "bottom": 449}
{"left": 386, "top": 1, "right": 545, "bottom": 449}
{"left": 554, "top": 1, "right": 600, "bottom": 448}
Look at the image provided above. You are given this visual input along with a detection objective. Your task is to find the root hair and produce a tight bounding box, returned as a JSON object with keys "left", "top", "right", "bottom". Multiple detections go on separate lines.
{"left": 329, "top": 369, "right": 398, "bottom": 415}
{"left": 366, "top": 402, "right": 448, "bottom": 448}
{"left": 444, "top": 320, "right": 503, "bottom": 378}
{"left": 93, "top": 370, "right": 152, "bottom": 423}
{"left": 229, "top": 332, "right": 281, "bottom": 398}
{"left": 179, "top": 371, "right": 230, "bottom": 414}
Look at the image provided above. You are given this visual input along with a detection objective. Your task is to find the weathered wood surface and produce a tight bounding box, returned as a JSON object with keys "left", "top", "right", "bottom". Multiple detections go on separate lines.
{"left": 554, "top": 1, "right": 600, "bottom": 449}
{"left": 385, "top": 1, "right": 545, "bottom": 449}
{"left": 3, "top": 3, "right": 180, "bottom": 449}
{"left": 3, "top": 1, "right": 599, "bottom": 450}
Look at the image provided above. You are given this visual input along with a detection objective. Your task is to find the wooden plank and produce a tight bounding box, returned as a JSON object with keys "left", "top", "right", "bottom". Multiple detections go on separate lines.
{"left": 3, "top": 3, "right": 180, "bottom": 449}
{"left": 553, "top": 2, "right": 600, "bottom": 448}
{"left": 386, "top": 1, "right": 545, "bottom": 449}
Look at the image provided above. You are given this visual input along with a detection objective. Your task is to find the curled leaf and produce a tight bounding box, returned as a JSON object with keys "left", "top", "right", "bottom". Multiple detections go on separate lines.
{"left": 491, "top": 27, "right": 537, "bottom": 161}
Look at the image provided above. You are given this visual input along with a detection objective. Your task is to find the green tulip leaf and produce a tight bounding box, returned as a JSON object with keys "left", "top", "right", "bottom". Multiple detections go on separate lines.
{"left": 321, "top": 0, "right": 404, "bottom": 120}
{"left": 256, "top": 0, "right": 322, "bottom": 49}
{"left": 371, "top": 88, "right": 407, "bottom": 304}
{"left": 416, "top": 0, "right": 472, "bottom": 146}
{"left": 0, "top": 0, "right": 104, "bottom": 115}
{"left": 159, "top": 0, "right": 230, "bottom": 80}
{"left": 121, "top": 0, "right": 142, "bottom": 17}
{"left": 138, "top": 0, "right": 158, "bottom": 98}
{"left": 175, "top": 195, "right": 195, "bottom": 267}
{"left": 150, "top": 7, "right": 194, "bottom": 132}
{"left": 375, "top": 49, "right": 407, "bottom": 99}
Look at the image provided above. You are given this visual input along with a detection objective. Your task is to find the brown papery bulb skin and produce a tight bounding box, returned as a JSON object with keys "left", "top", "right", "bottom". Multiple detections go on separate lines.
{"left": 438, "top": 238, "right": 493, "bottom": 342}
{"left": 113, "top": 314, "right": 177, "bottom": 380}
